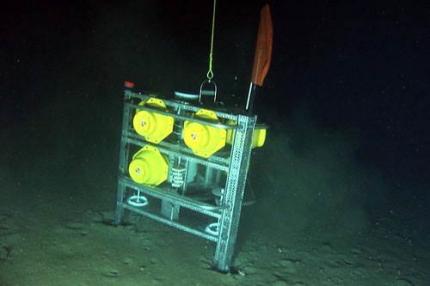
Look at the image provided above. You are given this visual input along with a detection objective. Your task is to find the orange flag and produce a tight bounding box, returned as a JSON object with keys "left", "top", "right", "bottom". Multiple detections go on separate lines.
{"left": 251, "top": 4, "right": 273, "bottom": 87}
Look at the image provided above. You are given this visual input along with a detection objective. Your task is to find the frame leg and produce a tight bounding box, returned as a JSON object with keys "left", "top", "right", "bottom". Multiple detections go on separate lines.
{"left": 114, "top": 182, "right": 126, "bottom": 225}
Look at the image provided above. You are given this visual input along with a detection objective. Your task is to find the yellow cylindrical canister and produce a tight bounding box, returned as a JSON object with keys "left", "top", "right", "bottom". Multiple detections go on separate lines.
{"left": 226, "top": 123, "right": 267, "bottom": 148}
{"left": 132, "top": 98, "right": 174, "bottom": 144}
{"left": 183, "top": 109, "right": 227, "bottom": 158}
{"left": 128, "top": 145, "right": 168, "bottom": 186}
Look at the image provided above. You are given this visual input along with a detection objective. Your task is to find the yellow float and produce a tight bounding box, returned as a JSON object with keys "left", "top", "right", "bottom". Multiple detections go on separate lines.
{"left": 128, "top": 145, "right": 168, "bottom": 186}
{"left": 132, "top": 97, "right": 174, "bottom": 144}
{"left": 226, "top": 124, "right": 267, "bottom": 148}
{"left": 183, "top": 109, "right": 227, "bottom": 158}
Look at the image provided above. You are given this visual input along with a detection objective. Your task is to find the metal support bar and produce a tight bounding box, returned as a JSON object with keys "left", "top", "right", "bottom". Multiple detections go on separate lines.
{"left": 123, "top": 132, "right": 230, "bottom": 171}
{"left": 119, "top": 177, "right": 223, "bottom": 218}
{"left": 122, "top": 203, "right": 218, "bottom": 242}
{"left": 125, "top": 102, "right": 236, "bottom": 130}
{"left": 114, "top": 102, "right": 132, "bottom": 225}
{"left": 213, "top": 115, "right": 256, "bottom": 271}
{"left": 124, "top": 90, "right": 238, "bottom": 120}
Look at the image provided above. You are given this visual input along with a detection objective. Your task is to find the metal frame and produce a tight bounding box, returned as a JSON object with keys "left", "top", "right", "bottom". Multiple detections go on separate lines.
{"left": 114, "top": 90, "right": 257, "bottom": 272}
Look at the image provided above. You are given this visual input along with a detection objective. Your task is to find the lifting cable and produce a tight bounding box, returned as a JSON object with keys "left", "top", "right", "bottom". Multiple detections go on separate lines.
{"left": 206, "top": 0, "right": 217, "bottom": 82}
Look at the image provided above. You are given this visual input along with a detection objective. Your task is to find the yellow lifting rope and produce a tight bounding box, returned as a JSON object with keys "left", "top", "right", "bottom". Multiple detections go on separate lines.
{"left": 200, "top": 0, "right": 218, "bottom": 104}
{"left": 206, "top": 0, "right": 217, "bottom": 82}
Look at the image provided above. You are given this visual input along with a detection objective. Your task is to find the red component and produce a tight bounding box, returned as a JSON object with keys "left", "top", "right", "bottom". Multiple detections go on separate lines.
{"left": 124, "top": 80, "right": 135, "bottom": 88}
{"left": 251, "top": 4, "right": 273, "bottom": 87}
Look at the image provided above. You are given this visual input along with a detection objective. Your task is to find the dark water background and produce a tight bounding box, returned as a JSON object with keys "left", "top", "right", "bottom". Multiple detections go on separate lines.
{"left": 1, "top": 0, "right": 429, "bottom": 242}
